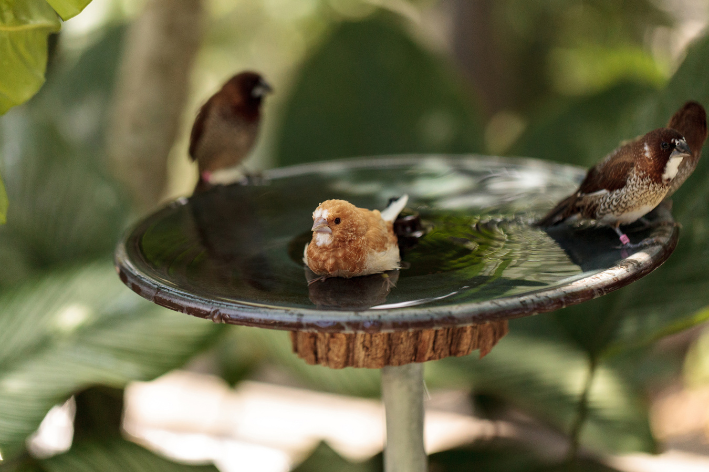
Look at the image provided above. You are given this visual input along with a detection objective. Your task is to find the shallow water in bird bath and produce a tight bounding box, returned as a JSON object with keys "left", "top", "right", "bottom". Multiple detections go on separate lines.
{"left": 117, "top": 155, "right": 677, "bottom": 331}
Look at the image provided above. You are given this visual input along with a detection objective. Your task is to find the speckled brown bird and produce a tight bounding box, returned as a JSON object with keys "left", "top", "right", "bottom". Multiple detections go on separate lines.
{"left": 664, "top": 101, "right": 707, "bottom": 198}
{"left": 537, "top": 128, "right": 691, "bottom": 246}
{"left": 189, "top": 71, "right": 272, "bottom": 190}
{"left": 304, "top": 195, "right": 408, "bottom": 279}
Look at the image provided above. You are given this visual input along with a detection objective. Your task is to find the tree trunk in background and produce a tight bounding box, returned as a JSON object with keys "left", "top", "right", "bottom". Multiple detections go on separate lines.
{"left": 449, "top": 0, "right": 508, "bottom": 117}
{"left": 108, "top": 0, "right": 203, "bottom": 212}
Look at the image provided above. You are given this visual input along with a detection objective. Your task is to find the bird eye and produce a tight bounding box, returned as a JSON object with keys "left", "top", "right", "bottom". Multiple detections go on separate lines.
{"left": 661, "top": 142, "right": 670, "bottom": 150}
{"left": 334, "top": 218, "right": 341, "bottom": 224}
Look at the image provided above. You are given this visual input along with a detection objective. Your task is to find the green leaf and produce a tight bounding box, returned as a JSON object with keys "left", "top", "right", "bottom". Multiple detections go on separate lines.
{"left": 72, "top": 386, "right": 125, "bottom": 440}
{"left": 45, "top": 0, "right": 92, "bottom": 21}
{"left": 275, "top": 14, "right": 484, "bottom": 166}
{"left": 292, "top": 442, "right": 381, "bottom": 472}
{"left": 222, "top": 327, "right": 382, "bottom": 398}
{"left": 220, "top": 326, "right": 654, "bottom": 454}
{"left": 41, "top": 437, "right": 218, "bottom": 472}
{"left": 429, "top": 441, "right": 622, "bottom": 472}
{"left": 0, "top": 0, "right": 60, "bottom": 115}
{"left": 511, "top": 82, "right": 656, "bottom": 168}
{"left": 0, "top": 261, "right": 222, "bottom": 460}
{"left": 0, "top": 26, "right": 128, "bottom": 286}
{"left": 429, "top": 333, "right": 655, "bottom": 454}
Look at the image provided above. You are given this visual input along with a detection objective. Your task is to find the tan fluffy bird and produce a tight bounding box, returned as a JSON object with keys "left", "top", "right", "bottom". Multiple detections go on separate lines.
{"left": 304, "top": 195, "right": 409, "bottom": 279}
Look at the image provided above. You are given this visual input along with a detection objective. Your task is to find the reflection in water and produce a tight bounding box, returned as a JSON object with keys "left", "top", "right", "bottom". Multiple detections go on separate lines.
{"left": 190, "top": 185, "right": 277, "bottom": 293}
{"left": 542, "top": 201, "right": 673, "bottom": 272}
{"left": 306, "top": 269, "right": 399, "bottom": 311}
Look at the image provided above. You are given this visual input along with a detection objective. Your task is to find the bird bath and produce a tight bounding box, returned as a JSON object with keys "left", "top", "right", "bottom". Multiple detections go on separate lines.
{"left": 115, "top": 155, "right": 678, "bottom": 472}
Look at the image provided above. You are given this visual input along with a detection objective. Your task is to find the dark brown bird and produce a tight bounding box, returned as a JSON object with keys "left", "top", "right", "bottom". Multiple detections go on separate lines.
{"left": 189, "top": 71, "right": 272, "bottom": 190}
{"left": 664, "top": 101, "right": 707, "bottom": 198}
{"left": 537, "top": 128, "right": 691, "bottom": 246}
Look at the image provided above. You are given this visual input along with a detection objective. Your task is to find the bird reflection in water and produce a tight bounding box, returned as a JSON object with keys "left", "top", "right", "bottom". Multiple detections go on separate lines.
{"left": 305, "top": 268, "right": 400, "bottom": 311}
{"left": 190, "top": 186, "right": 277, "bottom": 293}
{"left": 542, "top": 200, "right": 676, "bottom": 271}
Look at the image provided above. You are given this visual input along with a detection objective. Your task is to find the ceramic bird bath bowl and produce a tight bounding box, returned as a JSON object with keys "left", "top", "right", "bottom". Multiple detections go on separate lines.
{"left": 114, "top": 155, "right": 678, "bottom": 472}
{"left": 116, "top": 155, "right": 677, "bottom": 331}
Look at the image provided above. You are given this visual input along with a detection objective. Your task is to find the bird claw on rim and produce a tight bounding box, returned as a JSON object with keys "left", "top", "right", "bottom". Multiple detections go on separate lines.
{"left": 614, "top": 237, "right": 662, "bottom": 250}
{"left": 307, "top": 275, "right": 329, "bottom": 285}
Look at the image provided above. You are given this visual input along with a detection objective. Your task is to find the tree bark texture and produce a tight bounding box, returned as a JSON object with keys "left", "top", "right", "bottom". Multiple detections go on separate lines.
{"left": 290, "top": 321, "right": 509, "bottom": 368}
{"left": 108, "top": 0, "right": 204, "bottom": 211}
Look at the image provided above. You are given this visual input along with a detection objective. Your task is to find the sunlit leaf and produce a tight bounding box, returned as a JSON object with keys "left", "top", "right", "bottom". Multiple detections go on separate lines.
{"left": 41, "top": 437, "right": 218, "bottom": 472}
{"left": 0, "top": 0, "right": 60, "bottom": 115}
{"left": 45, "top": 0, "right": 92, "bottom": 21}
{"left": 275, "top": 14, "right": 484, "bottom": 166}
{"left": 0, "top": 262, "right": 223, "bottom": 460}
{"left": 429, "top": 333, "right": 655, "bottom": 454}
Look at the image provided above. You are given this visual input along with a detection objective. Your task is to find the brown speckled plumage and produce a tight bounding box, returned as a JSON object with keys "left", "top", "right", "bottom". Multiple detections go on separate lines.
{"left": 537, "top": 128, "right": 691, "bottom": 235}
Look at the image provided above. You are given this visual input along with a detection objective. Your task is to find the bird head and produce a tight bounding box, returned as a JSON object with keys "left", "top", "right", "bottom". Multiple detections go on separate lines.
{"left": 311, "top": 200, "right": 364, "bottom": 247}
{"left": 641, "top": 128, "right": 691, "bottom": 184}
{"left": 222, "top": 71, "right": 273, "bottom": 115}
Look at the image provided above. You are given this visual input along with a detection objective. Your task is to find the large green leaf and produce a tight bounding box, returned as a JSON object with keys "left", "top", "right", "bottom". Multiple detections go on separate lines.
{"left": 0, "top": 26, "right": 127, "bottom": 287}
{"left": 45, "top": 0, "right": 91, "bottom": 21}
{"left": 0, "top": 262, "right": 223, "bottom": 460}
{"left": 275, "top": 14, "right": 484, "bottom": 166}
{"left": 220, "top": 327, "right": 382, "bottom": 398}
{"left": 428, "top": 441, "right": 621, "bottom": 472}
{"left": 430, "top": 334, "right": 655, "bottom": 454}
{"left": 0, "top": 0, "right": 60, "bottom": 115}
{"left": 217, "top": 325, "right": 653, "bottom": 454}
{"left": 40, "top": 438, "right": 218, "bottom": 472}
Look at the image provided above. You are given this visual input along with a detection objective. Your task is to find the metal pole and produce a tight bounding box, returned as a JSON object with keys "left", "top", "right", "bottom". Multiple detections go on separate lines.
{"left": 381, "top": 363, "right": 427, "bottom": 472}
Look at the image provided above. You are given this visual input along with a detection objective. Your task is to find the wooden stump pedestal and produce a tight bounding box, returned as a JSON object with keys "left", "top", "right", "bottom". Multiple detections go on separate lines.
{"left": 290, "top": 320, "right": 508, "bottom": 369}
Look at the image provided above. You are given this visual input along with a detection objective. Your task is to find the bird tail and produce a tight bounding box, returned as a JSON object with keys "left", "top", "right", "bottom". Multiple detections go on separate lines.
{"left": 668, "top": 101, "right": 707, "bottom": 158}
{"left": 535, "top": 194, "right": 577, "bottom": 227}
{"left": 381, "top": 194, "right": 409, "bottom": 222}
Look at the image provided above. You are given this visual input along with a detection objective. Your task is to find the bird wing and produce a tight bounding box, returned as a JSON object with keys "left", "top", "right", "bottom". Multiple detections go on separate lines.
{"left": 578, "top": 154, "right": 635, "bottom": 195}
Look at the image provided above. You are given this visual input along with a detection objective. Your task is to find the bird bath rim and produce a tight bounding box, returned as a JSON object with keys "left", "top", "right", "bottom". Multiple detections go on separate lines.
{"left": 114, "top": 154, "right": 679, "bottom": 333}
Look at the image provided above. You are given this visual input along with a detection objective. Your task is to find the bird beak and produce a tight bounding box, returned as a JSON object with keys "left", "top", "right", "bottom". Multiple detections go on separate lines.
{"left": 252, "top": 79, "right": 273, "bottom": 98}
{"left": 672, "top": 138, "right": 691, "bottom": 157}
{"left": 311, "top": 217, "right": 332, "bottom": 234}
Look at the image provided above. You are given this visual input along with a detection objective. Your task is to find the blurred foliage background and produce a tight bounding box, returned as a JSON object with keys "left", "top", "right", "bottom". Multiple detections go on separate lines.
{"left": 3, "top": 0, "right": 709, "bottom": 471}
